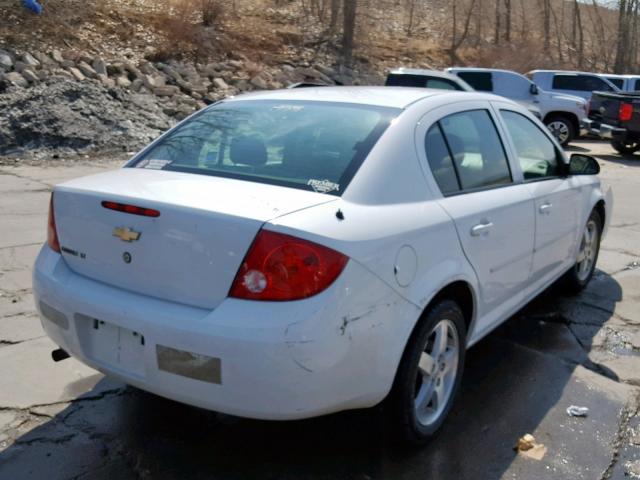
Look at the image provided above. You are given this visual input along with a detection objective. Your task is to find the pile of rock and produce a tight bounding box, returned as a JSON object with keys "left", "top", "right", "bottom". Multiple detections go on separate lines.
{"left": 0, "top": 47, "right": 366, "bottom": 122}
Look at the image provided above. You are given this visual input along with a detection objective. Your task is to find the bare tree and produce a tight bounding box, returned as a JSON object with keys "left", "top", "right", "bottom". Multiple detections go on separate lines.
{"left": 494, "top": 0, "right": 501, "bottom": 44}
{"left": 330, "top": 0, "right": 340, "bottom": 32}
{"left": 503, "top": 0, "right": 511, "bottom": 42}
{"left": 406, "top": 0, "right": 418, "bottom": 36}
{"left": 451, "top": 0, "right": 478, "bottom": 63}
{"left": 342, "top": 0, "right": 357, "bottom": 62}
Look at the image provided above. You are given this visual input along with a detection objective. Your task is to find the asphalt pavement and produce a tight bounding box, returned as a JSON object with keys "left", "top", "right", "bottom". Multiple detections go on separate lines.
{"left": 0, "top": 140, "right": 639, "bottom": 479}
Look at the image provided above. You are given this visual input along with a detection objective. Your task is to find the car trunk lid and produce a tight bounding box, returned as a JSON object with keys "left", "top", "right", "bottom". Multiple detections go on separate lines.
{"left": 53, "top": 168, "right": 336, "bottom": 309}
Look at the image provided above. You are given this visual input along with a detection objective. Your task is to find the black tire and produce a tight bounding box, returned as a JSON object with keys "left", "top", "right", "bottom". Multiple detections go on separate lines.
{"left": 545, "top": 115, "right": 576, "bottom": 147}
{"left": 561, "top": 209, "right": 602, "bottom": 295}
{"left": 388, "top": 299, "right": 467, "bottom": 445}
{"left": 611, "top": 139, "right": 640, "bottom": 155}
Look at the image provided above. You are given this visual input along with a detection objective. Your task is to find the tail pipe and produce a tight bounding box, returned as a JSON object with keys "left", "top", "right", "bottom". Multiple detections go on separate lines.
{"left": 51, "top": 348, "right": 70, "bottom": 362}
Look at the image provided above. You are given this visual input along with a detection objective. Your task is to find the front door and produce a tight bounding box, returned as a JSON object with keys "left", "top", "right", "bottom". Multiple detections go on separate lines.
{"left": 498, "top": 108, "right": 580, "bottom": 283}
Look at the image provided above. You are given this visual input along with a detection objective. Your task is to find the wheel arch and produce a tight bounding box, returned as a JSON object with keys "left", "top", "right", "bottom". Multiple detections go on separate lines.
{"left": 543, "top": 111, "right": 579, "bottom": 134}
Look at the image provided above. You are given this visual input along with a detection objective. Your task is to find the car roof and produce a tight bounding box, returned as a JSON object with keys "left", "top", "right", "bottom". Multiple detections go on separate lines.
{"left": 224, "top": 86, "right": 450, "bottom": 109}
{"left": 388, "top": 68, "right": 462, "bottom": 81}
{"left": 528, "top": 69, "right": 606, "bottom": 76}
{"left": 446, "top": 67, "right": 524, "bottom": 75}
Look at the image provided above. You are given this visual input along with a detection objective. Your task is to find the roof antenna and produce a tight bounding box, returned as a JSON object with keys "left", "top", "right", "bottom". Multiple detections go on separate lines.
{"left": 335, "top": 209, "right": 345, "bottom": 221}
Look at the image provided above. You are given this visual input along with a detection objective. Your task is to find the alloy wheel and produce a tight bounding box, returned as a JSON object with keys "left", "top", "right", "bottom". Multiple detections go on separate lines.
{"left": 413, "top": 319, "right": 460, "bottom": 427}
{"left": 576, "top": 219, "right": 599, "bottom": 282}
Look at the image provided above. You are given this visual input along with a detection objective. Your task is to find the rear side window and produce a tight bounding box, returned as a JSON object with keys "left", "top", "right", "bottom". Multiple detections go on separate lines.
{"left": 386, "top": 74, "right": 462, "bottom": 91}
{"left": 425, "top": 125, "right": 460, "bottom": 194}
{"left": 635, "top": 79, "right": 640, "bottom": 91}
{"left": 424, "top": 110, "right": 512, "bottom": 194}
{"left": 500, "top": 110, "right": 561, "bottom": 180}
{"left": 606, "top": 77, "right": 624, "bottom": 89}
{"left": 131, "top": 100, "right": 398, "bottom": 195}
{"left": 456, "top": 72, "right": 493, "bottom": 91}
{"left": 552, "top": 74, "right": 612, "bottom": 92}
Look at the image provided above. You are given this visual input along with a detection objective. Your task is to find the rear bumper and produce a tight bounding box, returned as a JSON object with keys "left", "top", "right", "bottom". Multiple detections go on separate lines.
{"left": 582, "top": 118, "right": 627, "bottom": 141}
{"left": 33, "top": 245, "right": 419, "bottom": 420}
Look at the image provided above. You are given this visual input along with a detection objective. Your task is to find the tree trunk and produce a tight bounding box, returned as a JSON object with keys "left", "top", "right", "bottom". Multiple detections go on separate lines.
{"left": 504, "top": 0, "right": 511, "bottom": 42}
{"left": 330, "top": 0, "right": 340, "bottom": 32}
{"left": 342, "top": 0, "right": 357, "bottom": 62}
{"left": 494, "top": 0, "right": 501, "bottom": 45}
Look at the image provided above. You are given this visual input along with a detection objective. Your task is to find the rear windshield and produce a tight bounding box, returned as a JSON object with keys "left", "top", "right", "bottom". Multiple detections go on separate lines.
{"left": 129, "top": 100, "right": 399, "bottom": 195}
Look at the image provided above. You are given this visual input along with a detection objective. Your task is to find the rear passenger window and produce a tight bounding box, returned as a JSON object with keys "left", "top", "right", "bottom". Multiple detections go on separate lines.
{"left": 456, "top": 72, "right": 493, "bottom": 91}
{"left": 552, "top": 74, "right": 612, "bottom": 92}
{"left": 635, "top": 79, "right": 640, "bottom": 91}
{"left": 438, "top": 110, "right": 512, "bottom": 190}
{"left": 500, "top": 110, "right": 561, "bottom": 180}
{"left": 425, "top": 125, "right": 460, "bottom": 194}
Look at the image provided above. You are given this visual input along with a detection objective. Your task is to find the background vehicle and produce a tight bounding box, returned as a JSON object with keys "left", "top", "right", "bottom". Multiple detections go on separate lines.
{"left": 585, "top": 90, "right": 640, "bottom": 154}
{"left": 34, "top": 87, "right": 609, "bottom": 445}
{"left": 599, "top": 74, "right": 640, "bottom": 92}
{"left": 386, "top": 68, "right": 542, "bottom": 119}
{"left": 446, "top": 67, "right": 587, "bottom": 146}
{"left": 528, "top": 70, "right": 619, "bottom": 101}
{"left": 386, "top": 68, "right": 474, "bottom": 91}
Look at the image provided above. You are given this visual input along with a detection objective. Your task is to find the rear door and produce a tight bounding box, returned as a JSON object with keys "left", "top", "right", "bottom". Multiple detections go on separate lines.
{"left": 418, "top": 101, "right": 535, "bottom": 331}
{"left": 496, "top": 105, "right": 581, "bottom": 284}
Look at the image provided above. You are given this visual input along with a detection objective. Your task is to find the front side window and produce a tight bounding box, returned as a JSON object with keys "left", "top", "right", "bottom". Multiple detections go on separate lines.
{"left": 130, "top": 100, "right": 398, "bottom": 195}
{"left": 438, "top": 110, "right": 512, "bottom": 190}
{"left": 500, "top": 110, "right": 561, "bottom": 180}
{"left": 456, "top": 72, "right": 493, "bottom": 91}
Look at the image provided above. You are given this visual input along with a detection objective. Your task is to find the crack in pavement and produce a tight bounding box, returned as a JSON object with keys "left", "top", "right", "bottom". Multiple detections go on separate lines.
{"left": 0, "top": 169, "right": 54, "bottom": 189}
{"left": 601, "top": 392, "right": 640, "bottom": 480}
{"left": 0, "top": 242, "right": 42, "bottom": 251}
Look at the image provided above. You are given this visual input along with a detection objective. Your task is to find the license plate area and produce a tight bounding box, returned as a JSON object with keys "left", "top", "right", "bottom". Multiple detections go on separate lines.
{"left": 76, "top": 314, "right": 146, "bottom": 377}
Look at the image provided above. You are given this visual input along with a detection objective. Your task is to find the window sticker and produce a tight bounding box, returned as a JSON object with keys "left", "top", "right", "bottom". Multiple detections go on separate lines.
{"left": 137, "top": 159, "right": 172, "bottom": 170}
{"left": 272, "top": 104, "right": 304, "bottom": 112}
{"left": 307, "top": 179, "right": 340, "bottom": 193}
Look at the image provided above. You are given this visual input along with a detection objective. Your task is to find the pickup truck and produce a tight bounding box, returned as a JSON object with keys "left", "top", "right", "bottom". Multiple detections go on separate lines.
{"left": 584, "top": 90, "right": 640, "bottom": 154}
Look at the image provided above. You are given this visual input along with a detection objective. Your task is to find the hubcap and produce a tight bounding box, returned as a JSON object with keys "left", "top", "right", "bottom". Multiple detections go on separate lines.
{"left": 414, "top": 319, "right": 459, "bottom": 427}
{"left": 576, "top": 219, "right": 598, "bottom": 281}
{"left": 547, "top": 121, "right": 570, "bottom": 144}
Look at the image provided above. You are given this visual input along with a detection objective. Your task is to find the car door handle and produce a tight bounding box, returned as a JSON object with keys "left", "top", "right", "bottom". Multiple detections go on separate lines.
{"left": 539, "top": 202, "right": 552, "bottom": 214}
{"left": 470, "top": 221, "right": 493, "bottom": 236}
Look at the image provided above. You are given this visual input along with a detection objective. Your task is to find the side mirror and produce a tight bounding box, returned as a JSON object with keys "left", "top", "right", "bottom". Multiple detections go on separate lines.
{"left": 569, "top": 153, "right": 600, "bottom": 175}
{"left": 530, "top": 83, "right": 539, "bottom": 95}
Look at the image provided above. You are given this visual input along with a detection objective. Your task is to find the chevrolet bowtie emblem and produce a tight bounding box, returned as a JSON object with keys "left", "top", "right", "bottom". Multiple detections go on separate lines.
{"left": 113, "top": 227, "right": 141, "bottom": 242}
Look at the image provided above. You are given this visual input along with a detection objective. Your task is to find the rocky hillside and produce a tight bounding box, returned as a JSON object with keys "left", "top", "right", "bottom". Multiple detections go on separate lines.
{"left": 0, "top": 44, "right": 378, "bottom": 158}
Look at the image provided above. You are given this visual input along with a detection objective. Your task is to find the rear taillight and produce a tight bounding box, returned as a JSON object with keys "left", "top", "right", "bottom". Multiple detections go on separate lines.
{"left": 229, "top": 230, "right": 348, "bottom": 301}
{"left": 619, "top": 102, "right": 633, "bottom": 121}
{"left": 47, "top": 194, "right": 61, "bottom": 253}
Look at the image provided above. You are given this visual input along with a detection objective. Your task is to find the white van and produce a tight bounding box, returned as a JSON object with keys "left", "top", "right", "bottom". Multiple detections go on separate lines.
{"left": 446, "top": 68, "right": 587, "bottom": 146}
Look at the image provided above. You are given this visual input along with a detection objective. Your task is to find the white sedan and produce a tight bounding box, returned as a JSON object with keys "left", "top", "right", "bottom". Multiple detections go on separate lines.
{"left": 34, "top": 87, "right": 611, "bottom": 444}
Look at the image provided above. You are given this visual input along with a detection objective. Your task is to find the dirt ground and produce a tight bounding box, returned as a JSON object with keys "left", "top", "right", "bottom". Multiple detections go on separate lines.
{"left": 0, "top": 139, "right": 639, "bottom": 479}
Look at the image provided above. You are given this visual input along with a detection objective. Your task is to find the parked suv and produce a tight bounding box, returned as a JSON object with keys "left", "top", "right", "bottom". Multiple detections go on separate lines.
{"left": 447, "top": 68, "right": 587, "bottom": 146}
{"left": 599, "top": 74, "right": 640, "bottom": 92}
{"left": 528, "top": 70, "right": 619, "bottom": 101}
